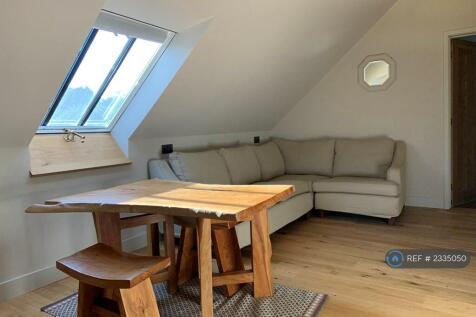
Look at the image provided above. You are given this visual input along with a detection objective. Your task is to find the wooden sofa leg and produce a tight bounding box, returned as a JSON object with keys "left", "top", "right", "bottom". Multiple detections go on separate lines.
{"left": 388, "top": 217, "right": 397, "bottom": 226}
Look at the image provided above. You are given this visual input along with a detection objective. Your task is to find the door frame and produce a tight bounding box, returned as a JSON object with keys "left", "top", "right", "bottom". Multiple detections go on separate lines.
{"left": 443, "top": 27, "right": 476, "bottom": 209}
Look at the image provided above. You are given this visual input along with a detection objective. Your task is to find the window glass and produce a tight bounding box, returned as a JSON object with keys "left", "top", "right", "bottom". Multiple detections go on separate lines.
{"left": 46, "top": 31, "right": 128, "bottom": 127}
{"left": 39, "top": 14, "right": 174, "bottom": 131}
{"left": 84, "top": 39, "right": 162, "bottom": 127}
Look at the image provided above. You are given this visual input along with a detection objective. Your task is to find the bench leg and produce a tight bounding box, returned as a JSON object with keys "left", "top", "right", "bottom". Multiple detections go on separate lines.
{"left": 118, "top": 278, "right": 160, "bottom": 317}
{"left": 176, "top": 226, "right": 198, "bottom": 285}
{"left": 164, "top": 216, "right": 178, "bottom": 294}
{"left": 148, "top": 223, "right": 161, "bottom": 256}
{"left": 212, "top": 227, "right": 244, "bottom": 297}
{"left": 77, "top": 283, "right": 102, "bottom": 317}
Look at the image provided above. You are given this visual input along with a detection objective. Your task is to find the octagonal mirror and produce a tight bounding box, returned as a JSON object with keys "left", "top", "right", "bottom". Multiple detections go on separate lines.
{"left": 358, "top": 53, "right": 396, "bottom": 91}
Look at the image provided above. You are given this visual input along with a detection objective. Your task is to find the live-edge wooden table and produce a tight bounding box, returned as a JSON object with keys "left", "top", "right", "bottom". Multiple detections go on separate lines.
{"left": 26, "top": 179, "right": 294, "bottom": 317}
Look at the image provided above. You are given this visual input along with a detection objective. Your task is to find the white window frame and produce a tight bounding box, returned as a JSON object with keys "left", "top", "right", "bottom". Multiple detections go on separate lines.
{"left": 37, "top": 11, "right": 175, "bottom": 134}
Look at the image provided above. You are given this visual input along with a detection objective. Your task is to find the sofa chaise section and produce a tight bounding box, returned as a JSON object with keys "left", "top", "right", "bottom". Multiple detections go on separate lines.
{"left": 313, "top": 140, "right": 405, "bottom": 220}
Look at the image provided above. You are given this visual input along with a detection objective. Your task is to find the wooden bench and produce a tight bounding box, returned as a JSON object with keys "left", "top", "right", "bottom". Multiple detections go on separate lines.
{"left": 113, "top": 212, "right": 244, "bottom": 297}
{"left": 174, "top": 218, "right": 245, "bottom": 297}
{"left": 56, "top": 243, "right": 170, "bottom": 317}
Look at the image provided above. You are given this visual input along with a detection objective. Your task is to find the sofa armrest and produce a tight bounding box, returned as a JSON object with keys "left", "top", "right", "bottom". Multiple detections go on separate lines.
{"left": 148, "top": 159, "right": 179, "bottom": 180}
{"left": 387, "top": 141, "right": 406, "bottom": 196}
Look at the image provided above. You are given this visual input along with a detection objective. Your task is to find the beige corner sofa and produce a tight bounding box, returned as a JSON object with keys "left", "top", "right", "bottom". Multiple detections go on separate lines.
{"left": 148, "top": 137, "right": 405, "bottom": 247}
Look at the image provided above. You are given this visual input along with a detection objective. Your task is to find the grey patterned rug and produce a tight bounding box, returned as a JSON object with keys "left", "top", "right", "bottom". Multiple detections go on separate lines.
{"left": 42, "top": 280, "right": 326, "bottom": 317}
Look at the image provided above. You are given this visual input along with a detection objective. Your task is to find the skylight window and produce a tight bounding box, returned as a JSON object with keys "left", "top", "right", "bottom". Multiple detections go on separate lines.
{"left": 39, "top": 11, "right": 174, "bottom": 132}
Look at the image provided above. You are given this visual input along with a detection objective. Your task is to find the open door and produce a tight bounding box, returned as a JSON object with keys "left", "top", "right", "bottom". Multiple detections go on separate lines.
{"left": 451, "top": 38, "right": 476, "bottom": 207}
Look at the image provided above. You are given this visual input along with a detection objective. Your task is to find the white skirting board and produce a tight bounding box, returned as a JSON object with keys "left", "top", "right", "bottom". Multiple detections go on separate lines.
{"left": 0, "top": 231, "right": 148, "bottom": 303}
{"left": 405, "top": 195, "right": 443, "bottom": 209}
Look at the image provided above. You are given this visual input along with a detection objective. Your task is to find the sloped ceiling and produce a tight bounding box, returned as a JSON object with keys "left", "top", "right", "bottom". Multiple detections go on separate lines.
{"left": 133, "top": 0, "right": 397, "bottom": 138}
{"left": 0, "top": 0, "right": 105, "bottom": 147}
{"left": 0, "top": 0, "right": 396, "bottom": 147}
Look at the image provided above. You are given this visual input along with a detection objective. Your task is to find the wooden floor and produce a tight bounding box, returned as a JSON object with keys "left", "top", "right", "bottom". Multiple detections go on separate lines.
{"left": 1, "top": 206, "right": 475, "bottom": 317}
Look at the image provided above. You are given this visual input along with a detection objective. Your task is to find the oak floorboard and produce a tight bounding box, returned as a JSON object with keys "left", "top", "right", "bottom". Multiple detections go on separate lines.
{"left": 1, "top": 206, "right": 476, "bottom": 317}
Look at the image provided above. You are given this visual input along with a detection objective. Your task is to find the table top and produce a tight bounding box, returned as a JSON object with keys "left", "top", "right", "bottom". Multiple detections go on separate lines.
{"left": 26, "top": 179, "right": 294, "bottom": 221}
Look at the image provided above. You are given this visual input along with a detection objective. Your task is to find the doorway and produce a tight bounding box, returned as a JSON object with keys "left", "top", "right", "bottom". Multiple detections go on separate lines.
{"left": 451, "top": 35, "right": 476, "bottom": 208}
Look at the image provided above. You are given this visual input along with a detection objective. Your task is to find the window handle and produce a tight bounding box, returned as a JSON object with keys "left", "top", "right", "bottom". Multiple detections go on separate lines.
{"left": 63, "top": 129, "right": 86, "bottom": 143}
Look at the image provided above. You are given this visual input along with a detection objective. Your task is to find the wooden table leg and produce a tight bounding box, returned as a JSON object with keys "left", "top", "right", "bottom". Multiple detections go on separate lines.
{"left": 93, "top": 212, "right": 122, "bottom": 251}
{"left": 197, "top": 218, "right": 213, "bottom": 317}
{"left": 148, "top": 223, "right": 161, "bottom": 256}
{"left": 164, "top": 215, "right": 178, "bottom": 294}
{"left": 251, "top": 209, "right": 273, "bottom": 297}
{"left": 92, "top": 212, "right": 122, "bottom": 300}
{"left": 212, "top": 227, "right": 244, "bottom": 297}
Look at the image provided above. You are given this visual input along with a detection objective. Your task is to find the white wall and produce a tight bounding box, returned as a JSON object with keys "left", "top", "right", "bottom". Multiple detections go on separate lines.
{"left": 0, "top": 145, "right": 145, "bottom": 301}
{"left": 0, "top": 130, "right": 270, "bottom": 302}
{"left": 0, "top": 0, "right": 265, "bottom": 301}
{"left": 0, "top": 0, "right": 417, "bottom": 302}
{"left": 0, "top": 0, "right": 251, "bottom": 302}
{"left": 0, "top": 0, "right": 110, "bottom": 301}
{"left": 273, "top": 0, "right": 476, "bottom": 208}
{"left": 0, "top": 0, "right": 105, "bottom": 147}
{"left": 0, "top": 0, "right": 200, "bottom": 302}
{"left": 133, "top": 130, "right": 270, "bottom": 158}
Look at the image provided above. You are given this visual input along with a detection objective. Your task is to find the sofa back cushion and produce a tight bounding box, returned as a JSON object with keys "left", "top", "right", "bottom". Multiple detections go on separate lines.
{"left": 252, "top": 142, "right": 285, "bottom": 180}
{"left": 148, "top": 159, "right": 179, "bottom": 180}
{"left": 273, "top": 138, "right": 335, "bottom": 176}
{"left": 219, "top": 146, "right": 261, "bottom": 184}
{"left": 168, "top": 150, "right": 231, "bottom": 184}
{"left": 333, "top": 137, "right": 395, "bottom": 178}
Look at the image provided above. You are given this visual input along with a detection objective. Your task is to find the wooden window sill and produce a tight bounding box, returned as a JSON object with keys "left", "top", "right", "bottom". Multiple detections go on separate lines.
{"left": 29, "top": 133, "right": 131, "bottom": 176}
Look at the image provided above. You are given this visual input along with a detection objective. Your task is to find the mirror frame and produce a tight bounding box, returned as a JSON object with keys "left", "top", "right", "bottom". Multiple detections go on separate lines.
{"left": 358, "top": 53, "right": 396, "bottom": 92}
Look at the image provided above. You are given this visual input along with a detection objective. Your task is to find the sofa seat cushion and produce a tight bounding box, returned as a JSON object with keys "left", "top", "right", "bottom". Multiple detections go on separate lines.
{"left": 219, "top": 146, "right": 261, "bottom": 184}
{"left": 333, "top": 137, "right": 395, "bottom": 178}
{"left": 313, "top": 177, "right": 399, "bottom": 197}
{"left": 273, "top": 138, "right": 335, "bottom": 176}
{"left": 273, "top": 174, "right": 329, "bottom": 183}
{"left": 252, "top": 142, "right": 285, "bottom": 180}
{"left": 254, "top": 179, "right": 311, "bottom": 200}
{"left": 272, "top": 174, "right": 328, "bottom": 191}
{"left": 169, "top": 150, "right": 231, "bottom": 184}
